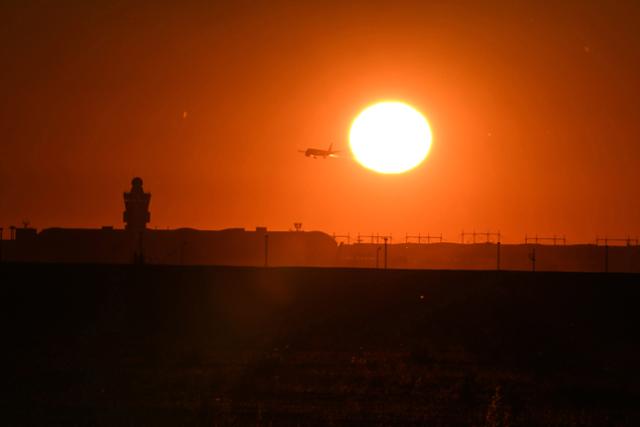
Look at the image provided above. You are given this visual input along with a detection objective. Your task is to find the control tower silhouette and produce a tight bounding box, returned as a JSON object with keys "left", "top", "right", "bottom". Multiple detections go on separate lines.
{"left": 123, "top": 177, "right": 151, "bottom": 231}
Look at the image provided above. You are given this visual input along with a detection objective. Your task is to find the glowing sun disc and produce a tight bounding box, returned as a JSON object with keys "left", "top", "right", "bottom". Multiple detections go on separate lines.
{"left": 349, "top": 101, "right": 432, "bottom": 174}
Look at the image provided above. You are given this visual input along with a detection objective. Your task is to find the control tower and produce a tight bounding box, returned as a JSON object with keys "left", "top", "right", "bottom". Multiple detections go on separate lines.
{"left": 123, "top": 177, "right": 151, "bottom": 231}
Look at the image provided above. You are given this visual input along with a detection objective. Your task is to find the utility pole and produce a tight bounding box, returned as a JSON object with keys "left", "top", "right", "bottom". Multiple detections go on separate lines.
{"left": 529, "top": 246, "right": 537, "bottom": 272}
{"left": 497, "top": 241, "right": 501, "bottom": 271}
{"left": 264, "top": 234, "right": 269, "bottom": 268}
{"left": 383, "top": 237, "right": 388, "bottom": 269}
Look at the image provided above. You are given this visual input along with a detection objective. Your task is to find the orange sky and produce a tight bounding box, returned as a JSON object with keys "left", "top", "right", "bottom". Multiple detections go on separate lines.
{"left": 1, "top": 1, "right": 639, "bottom": 243}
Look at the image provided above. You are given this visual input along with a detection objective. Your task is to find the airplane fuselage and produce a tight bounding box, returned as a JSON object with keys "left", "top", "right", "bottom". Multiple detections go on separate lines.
{"left": 304, "top": 148, "right": 332, "bottom": 158}
{"left": 299, "top": 144, "right": 339, "bottom": 159}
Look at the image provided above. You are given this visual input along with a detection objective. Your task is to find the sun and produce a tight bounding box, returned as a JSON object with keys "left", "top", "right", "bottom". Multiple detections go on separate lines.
{"left": 349, "top": 101, "right": 432, "bottom": 174}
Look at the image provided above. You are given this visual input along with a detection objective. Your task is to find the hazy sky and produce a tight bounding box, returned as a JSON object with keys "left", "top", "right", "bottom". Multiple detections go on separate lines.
{"left": 1, "top": 1, "right": 639, "bottom": 242}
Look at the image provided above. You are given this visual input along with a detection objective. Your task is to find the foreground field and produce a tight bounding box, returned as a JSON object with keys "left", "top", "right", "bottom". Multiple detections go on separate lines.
{"left": 3, "top": 264, "right": 640, "bottom": 426}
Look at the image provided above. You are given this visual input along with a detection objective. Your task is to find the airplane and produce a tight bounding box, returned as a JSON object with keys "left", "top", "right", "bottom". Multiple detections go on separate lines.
{"left": 299, "top": 143, "right": 341, "bottom": 159}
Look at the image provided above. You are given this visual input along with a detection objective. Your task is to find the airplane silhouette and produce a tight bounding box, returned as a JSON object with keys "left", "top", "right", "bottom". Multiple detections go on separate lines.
{"left": 299, "top": 143, "right": 340, "bottom": 159}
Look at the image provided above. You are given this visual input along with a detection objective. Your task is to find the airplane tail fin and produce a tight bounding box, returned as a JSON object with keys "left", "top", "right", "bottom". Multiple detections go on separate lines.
{"left": 328, "top": 143, "right": 333, "bottom": 152}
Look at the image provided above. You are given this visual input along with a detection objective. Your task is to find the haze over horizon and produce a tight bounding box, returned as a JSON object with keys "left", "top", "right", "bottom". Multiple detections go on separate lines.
{"left": 2, "top": 1, "right": 640, "bottom": 243}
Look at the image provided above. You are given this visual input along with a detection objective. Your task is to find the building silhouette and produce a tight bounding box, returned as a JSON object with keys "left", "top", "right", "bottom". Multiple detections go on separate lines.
{"left": 123, "top": 177, "right": 151, "bottom": 231}
{"left": 1, "top": 176, "right": 638, "bottom": 272}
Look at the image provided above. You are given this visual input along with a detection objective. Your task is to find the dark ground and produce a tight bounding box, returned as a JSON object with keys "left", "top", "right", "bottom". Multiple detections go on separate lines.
{"left": 3, "top": 263, "right": 640, "bottom": 426}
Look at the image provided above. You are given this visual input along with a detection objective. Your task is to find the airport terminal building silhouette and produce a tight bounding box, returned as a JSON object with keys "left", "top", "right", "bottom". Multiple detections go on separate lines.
{"left": 1, "top": 177, "right": 638, "bottom": 272}
{"left": 2, "top": 177, "right": 337, "bottom": 266}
